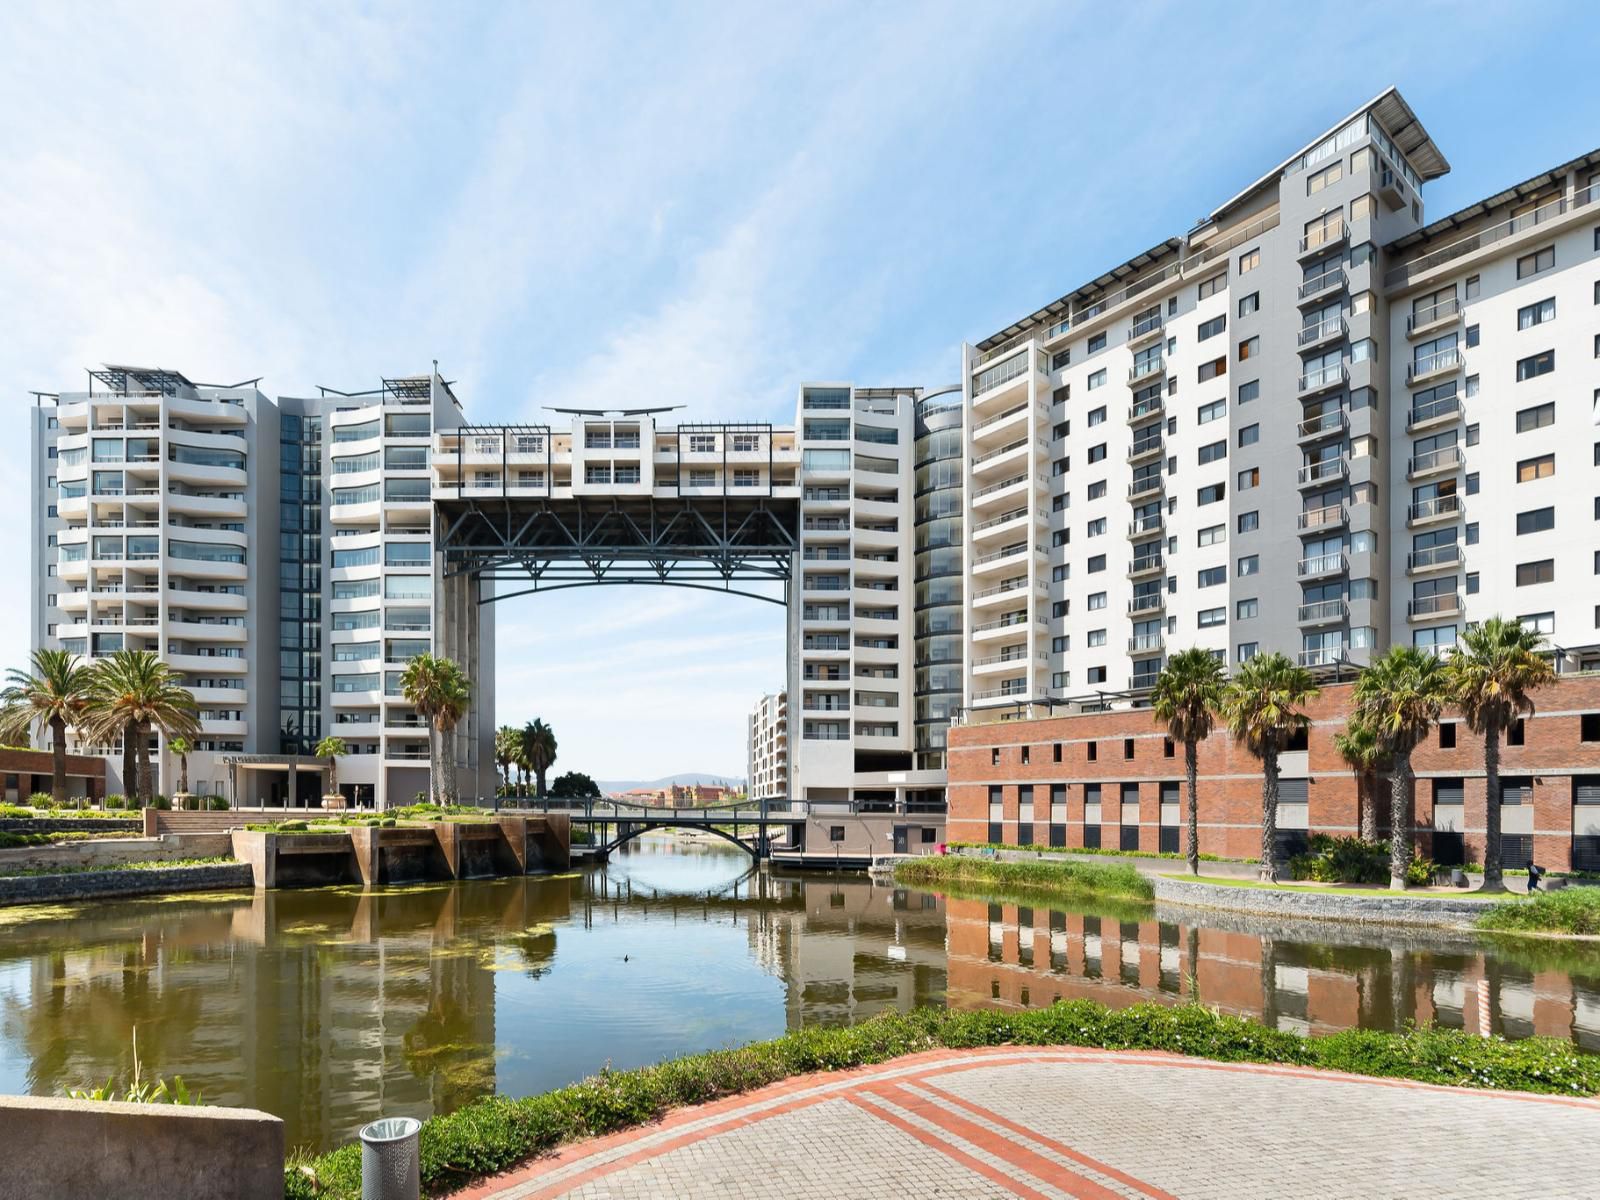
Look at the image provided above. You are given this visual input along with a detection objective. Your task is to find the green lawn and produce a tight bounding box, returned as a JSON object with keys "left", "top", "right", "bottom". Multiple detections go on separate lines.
{"left": 1159, "top": 874, "right": 1496, "bottom": 901}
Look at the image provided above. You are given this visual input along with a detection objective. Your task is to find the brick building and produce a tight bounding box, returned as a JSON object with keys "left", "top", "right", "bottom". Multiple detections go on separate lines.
{"left": 948, "top": 674, "right": 1600, "bottom": 872}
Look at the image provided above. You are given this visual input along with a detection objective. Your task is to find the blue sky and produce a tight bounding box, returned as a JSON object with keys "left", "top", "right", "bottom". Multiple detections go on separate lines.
{"left": 3, "top": 1, "right": 1599, "bottom": 781}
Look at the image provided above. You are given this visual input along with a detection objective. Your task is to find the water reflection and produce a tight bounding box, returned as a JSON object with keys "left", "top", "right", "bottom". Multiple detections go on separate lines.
{"left": 0, "top": 834, "right": 1596, "bottom": 1155}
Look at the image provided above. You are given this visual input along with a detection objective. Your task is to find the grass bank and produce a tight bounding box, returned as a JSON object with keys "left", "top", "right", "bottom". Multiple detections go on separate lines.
{"left": 950, "top": 840, "right": 1252, "bottom": 864}
{"left": 284, "top": 999, "right": 1600, "bottom": 1199}
{"left": 1478, "top": 888, "right": 1600, "bottom": 936}
{"left": 0, "top": 856, "right": 233, "bottom": 879}
{"left": 1158, "top": 874, "right": 1495, "bottom": 901}
{"left": 894, "top": 854, "right": 1154, "bottom": 903}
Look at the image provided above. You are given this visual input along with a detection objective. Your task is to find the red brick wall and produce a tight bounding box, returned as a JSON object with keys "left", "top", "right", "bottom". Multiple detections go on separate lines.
{"left": 949, "top": 676, "right": 1600, "bottom": 871}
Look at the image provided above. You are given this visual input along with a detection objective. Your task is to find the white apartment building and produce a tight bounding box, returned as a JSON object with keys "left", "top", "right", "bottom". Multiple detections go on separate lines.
{"left": 958, "top": 87, "right": 1600, "bottom": 718}
{"left": 746, "top": 691, "right": 787, "bottom": 801}
{"left": 31, "top": 366, "right": 494, "bottom": 806}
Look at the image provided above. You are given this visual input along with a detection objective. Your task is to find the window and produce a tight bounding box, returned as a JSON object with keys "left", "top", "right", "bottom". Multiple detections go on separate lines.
{"left": 1088, "top": 406, "right": 1106, "bottom": 426}
{"left": 1087, "top": 628, "right": 1107, "bottom": 647}
{"left": 1239, "top": 248, "right": 1260, "bottom": 273}
{"left": 1088, "top": 443, "right": 1106, "bottom": 463}
{"left": 1088, "top": 592, "right": 1107, "bottom": 611}
{"left": 1582, "top": 713, "right": 1600, "bottom": 742}
{"left": 1465, "top": 324, "right": 1480, "bottom": 348}
{"left": 1237, "top": 554, "right": 1259, "bottom": 577}
{"left": 1087, "top": 666, "right": 1107, "bottom": 685}
{"left": 1238, "top": 423, "right": 1259, "bottom": 447}
{"left": 1051, "top": 350, "right": 1071, "bottom": 371}
{"left": 1086, "top": 517, "right": 1105, "bottom": 537}
{"left": 1198, "top": 607, "right": 1225, "bottom": 627}
{"left": 1237, "top": 467, "right": 1259, "bottom": 490}
{"left": 1237, "top": 642, "right": 1258, "bottom": 662}
{"left": 1350, "top": 194, "right": 1373, "bottom": 222}
{"left": 384, "top": 541, "right": 430, "bottom": 566}
{"left": 1515, "top": 560, "right": 1554, "bottom": 586}
{"left": 1198, "top": 566, "right": 1225, "bottom": 588}
{"left": 1198, "top": 440, "right": 1226, "bottom": 465}
{"left": 1517, "top": 454, "right": 1554, "bottom": 482}
{"left": 1087, "top": 554, "right": 1106, "bottom": 573}
{"left": 1238, "top": 292, "right": 1259, "bottom": 316}
{"left": 1438, "top": 723, "right": 1457, "bottom": 749}
{"left": 1198, "top": 357, "right": 1226, "bottom": 382}
{"left": 1198, "top": 315, "right": 1226, "bottom": 341}
{"left": 1087, "top": 369, "right": 1106, "bottom": 390}
{"left": 1088, "top": 333, "right": 1107, "bottom": 354}
{"left": 1516, "top": 402, "right": 1555, "bottom": 432}
{"left": 1123, "top": 738, "right": 1136, "bottom": 761}
{"left": 1306, "top": 160, "right": 1343, "bottom": 193}
{"left": 1517, "top": 297, "right": 1555, "bottom": 329}
{"left": 1238, "top": 336, "right": 1259, "bottom": 361}
{"left": 1516, "top": 507, "right": 1554, "bottom": 535}
{"left": 1198, "top": 524, "right": 1225, "bottom": 546}
{"left": 1467, "top": 571, "right": 1480, "bottom": 594}
{"left": 1086, "top": 480, "right": 1106, "bottom": 500}
{"left": 1197, "top": 482, "right": 1225, "bottom": 505}
{"left": 1197, "top": 273, "right": 1226, "bottom": 300}
{"left": 1198, "top": 398, "right": 1226, "bottom": 424}
{"left": 1466, "top": 522, "right": 1479, "bottom": 545}
{"left": 828, "top": 826, "right": 845, "bottom": 843}
{"left": 1466, "top": 472, "right": 1479, "bottom": 495}
{"left": 1237, "top": 598, "right": 1258, "bottom": 619}
{"left": 1519, "top": 612, "right": 1555, "bottom": 635}
{"left": 1516, "top": 245, "right": 1554, "bottom": 278}
{"left": 1237, "top": 380, "right": 1259, "bottom": 404}
{"left": 1052, "top": 636, "right": 1069, "bottom": 653}
{"left": 1466, "top": 423, "right": 1479, "bottom": 447}
{"left": 1464, "top": 274, "right": 1480, "bottom": 300}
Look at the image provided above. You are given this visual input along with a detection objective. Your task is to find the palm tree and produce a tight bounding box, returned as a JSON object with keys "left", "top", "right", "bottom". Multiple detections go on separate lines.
{"left": 1332, "top": 719, "right": 1386, "bottom": 842}
{"left": 0, "top": 649, "right": 92, "bottom": 806}
{"left": 167, "top": 736, "right": 192, "bottom": 801}
{"left": 1353, "top": 645, "right": 1451, "bottom": 890}
{"left": 1447, "top": 617, "right": 1555, "bottom": 893}
{"left": 1150, "top": 648, "right": 1225, "bottom": 876}
{"left": 314, "top": 736, "right": 348, "bottom": 800}
{"left": 400, "top": 654, "right": 471, "bottom": 806}
{"left": 79, "top": 650, "right": 200, "bottom": 806}
{"left": 494, "top": 725, "right": 521, "bottom": 796}
{"left": 521, "top": 719, "right": 557, "bottom": 800}
{"left": 1220, "top": 652, "right": 1319, "bottom": 882}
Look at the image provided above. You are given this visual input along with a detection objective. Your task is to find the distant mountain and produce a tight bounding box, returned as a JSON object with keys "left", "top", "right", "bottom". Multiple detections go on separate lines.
{"left": 596, "top": 772, "right": 746, "bottom": 794}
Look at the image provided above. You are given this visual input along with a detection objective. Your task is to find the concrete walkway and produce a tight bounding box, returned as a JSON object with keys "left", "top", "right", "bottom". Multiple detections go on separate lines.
{"left": 461, "top": 1047, "right": 1600, "bottom": 1200}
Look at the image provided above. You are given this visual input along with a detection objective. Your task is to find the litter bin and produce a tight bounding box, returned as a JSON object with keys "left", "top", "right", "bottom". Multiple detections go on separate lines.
{"left": 360, "top": 1116, "right": 421, "bottom": 1200}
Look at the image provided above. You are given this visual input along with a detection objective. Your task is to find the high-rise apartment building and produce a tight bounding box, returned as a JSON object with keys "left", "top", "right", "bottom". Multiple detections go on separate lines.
{"left": 746, "top": 691, "right": 787, "bottom": 801}
{"left": 959, "top": 87, "right": 1600, "bottom": 718}
{"left": 31, "top": 365, "right": 494, "bottom": 806}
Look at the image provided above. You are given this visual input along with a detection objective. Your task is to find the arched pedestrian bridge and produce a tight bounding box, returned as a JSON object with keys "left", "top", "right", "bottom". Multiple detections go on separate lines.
{"left": 528, "top": 798, "right": 806, "bottom": 860}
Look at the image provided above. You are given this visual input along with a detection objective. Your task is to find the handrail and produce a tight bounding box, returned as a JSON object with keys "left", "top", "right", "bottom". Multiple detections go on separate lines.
{"left": 1407, "top": 394, "right": 1461, "bottom": 428}
{"left": 1297, "top": 504, "right": 1347, "bottom": 530}
{"left": 1298, "top": 364, "right": 1347, "bottom": 393}
{"left": 1298, "top": 219, "right": 1347, "bottom": 254}
{"left": 972, "top": 507, "right": 1029, "bottom": 532}
{"left": 1297, "top": 552, "right": 1348, "bottom": 576}
{"left": 1408, "top": 446, "right": 1463, "bottom": 475}
{"left": 1407, "top": 543, "right": 1461, "bottom": 571}
{"left": 1407, "top": 347, "right": 1462, "bottom": 382}
{"left": 1297, "top": 410, "right": 1347, "bottom": 438}
{"left": 1406, "top": 294, "right": 1461, "bottom": 332}
{"left": 972, "top": 437, "right": 1029, "bottom": 466}
{"left": 1408, "top": 592, "right": 1462, "bottom": 618}
{"left": 1386, "top": 185, "right": 1594, "bottom": 289}
{"left": 1407, "top": 495, "right": 1461, "bottom": 522}
{"left": 1297, "top": 317, "right": 1347, "bottom": 347}
{"left": 1298, "top": 268, "right": 1346, "bottom": 299}
{"left": 1298, "top": 600, "right": 1348, "bottom": 622}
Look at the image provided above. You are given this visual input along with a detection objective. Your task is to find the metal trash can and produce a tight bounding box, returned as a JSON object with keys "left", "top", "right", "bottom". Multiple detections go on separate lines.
{"left": 359, "top": 1116, "right": 421, "bottom": 1200}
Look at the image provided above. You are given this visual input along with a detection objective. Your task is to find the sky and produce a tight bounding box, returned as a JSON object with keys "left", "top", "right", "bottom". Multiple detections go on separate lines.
{"left": 3, "top": 0, "right": 1599, "bottom": 782}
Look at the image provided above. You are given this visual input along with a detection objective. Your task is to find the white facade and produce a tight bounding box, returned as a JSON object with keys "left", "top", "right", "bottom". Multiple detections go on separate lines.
{"left": 746, "top": 691, "right": 787, "bottom": 801}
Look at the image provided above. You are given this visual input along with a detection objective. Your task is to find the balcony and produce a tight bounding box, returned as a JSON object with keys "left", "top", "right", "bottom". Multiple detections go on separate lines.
{"left": 1127, "top": 633, "right": 1165, "bottom": 656}
{"left": 1296, "top": 409, "right": 1347, "bottom": 443}
{"left": 972, "top": 437, "right": 1030, "bottom": 472}
{"left": 1127, "top": 474, "right": 1163, "bottom": 500}
{"left": 1407, "top": 543, "right": 1462, "bottom": 574}
{"left": 971, "top": 507, "right": 1030, "bottom": 538}
{"left": 1297, "top": 504, "right": 1347, "bottom": 532}
{"left": 1297, "top": 363, "right": 1347, "bottom": 396}
{"left": 973, "top": 543, "right": 1037, "bottom": 568}
{"left": 971, "top": 472, "right": 1035, "bottom": 505}
{"left": 1297, "top": 552, "right": 1348, "bottom": 579}
{"left": 1126, "top": 552, "right": 1164, "bottom": 578}
{"left": 1297, "top": 316, "right": 1347, "bottom": 350}
{"left": 1127, "top": 436, "right": 1163, "bottom": 464}
{"left": 1126, "top": 515, "right": 1163, "bottom": 539}
{"left": 1297, "top": 599, "right": 1348, "bottom": 625}
{"left": 1127, "top": 357, "right": 1166, "bottom": 386}
{"left": 1297, "top": 459, "right": 1347, "bottom": 487}
{"left": 1408, "top": 592, "right": 1462, "bottom": 621}
{"left": 1297, "top": 647, "right": 1345, "bottom": 668}
{"left": 1126, "top": 313, "right": 1164, "bottom": 349}
{"left": 1297, "top": 220, "right": 1348, "bottom": 258}
{"left": 971, "top": 402, "right": 1043, "bottom": 439}
{"left": 1407, "top": 494, "right": 1462, "bottom": 526}
{"left": 1407, "top": 347, "right": 1463, "bottom": 385}
{"left": 1127, "top": 396, "right": 1164, "bottom": 425}
{"left": 1297, "top": 268, "right": 1346, "bottom": 302}
{"left": 1407, "top": 445, "right": 1463, "bottom": 479}
{"left": 1406, "top": 295, "right": 1461, "bottom": 338}
{"left": 1127, "top": 593, "right": 1165, "bottom": 616}
{"left": 1406, "top": 394, "right": 1462, "bottom": 431}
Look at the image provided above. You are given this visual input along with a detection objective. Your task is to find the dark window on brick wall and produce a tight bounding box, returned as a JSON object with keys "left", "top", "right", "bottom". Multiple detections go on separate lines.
{"left": 1509, "top": 719, "right": 1526, "bottom": 746}
{"left": 1021, "top": 745, "right": 1030, "bottom": 765}
{"left": 1123, "top": 737, "right": 1135, "bottom": 760}
{"left": 1439, "top": 723, "right": 1456, "bottom": 749}
{"left": 1083, "top": 825, "right": 1102, "bottom": 849}
{"left": 1582, "top": 713, "right": 1600, "bottom": 742}
{"left": 1163, "top": 738, "right": 1175, "bottom": 758}
{"left": 1053, "top": 743, "right": 1063, "bottom": 763}
{"left": 1086, "top": 741, "right": 1098, "bottom": 762}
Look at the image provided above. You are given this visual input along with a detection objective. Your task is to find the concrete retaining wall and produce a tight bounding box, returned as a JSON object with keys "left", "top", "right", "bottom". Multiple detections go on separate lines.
{"left": 0, "top": 863, "right": 252, "bottom": 907}
{"left": 957, "top": 846, "right": 1260, "bottom": 880}
{"left": 0, "top": 1094, "right": 283, "bottom": 1199}
{"left": 0, "top": 833, "right": 232, "bottom": 873}
{"left": 0, "top": 817, "right": 141, "bottom": 835}
{"left": 1154, "top": 875, "right": 1493, "bottom": 928}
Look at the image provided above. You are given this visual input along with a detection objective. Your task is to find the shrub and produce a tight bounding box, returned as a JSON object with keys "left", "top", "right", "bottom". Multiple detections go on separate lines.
{"left": 103, "top": 793, "right": 127, "bottom": 811}
{"left": 380, "top": 818, "right": 397, "bottom": 828}
{"left": 0, "top": 831, "right": 51, "bottom": 849}
{"left": 206, "top": 796, "right": 230, "bottom": 811}
{"left": 1405, "top": 855, "right": 1438, "bottom": 887}
{"left": 28, "top": 792, "right": 54, "bottom": 809}
{"left": 0, "top": 804, "right": 34, "bottom": 819}
{"left": 1288, "top": 835, "right": 1388, "bottom": 884}
{"left": 894, "top": 854, "right": 1153, "bottom": 902}
{"left": 1479, "top": 888, "right": 1600, "bottom": 936}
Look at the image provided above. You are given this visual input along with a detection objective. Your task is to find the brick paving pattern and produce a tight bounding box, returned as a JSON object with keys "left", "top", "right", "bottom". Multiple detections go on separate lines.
{"left": 463, "top": 1047, "right": 1600, "bottom": 1200}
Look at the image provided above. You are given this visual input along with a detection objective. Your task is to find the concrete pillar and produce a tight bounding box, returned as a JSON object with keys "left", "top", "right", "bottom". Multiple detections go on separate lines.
{"left": 348, "top": 826, "right": 381, "bottom": 886}
{"left": 434, "top": 822, "right": 462, "bottom": 878}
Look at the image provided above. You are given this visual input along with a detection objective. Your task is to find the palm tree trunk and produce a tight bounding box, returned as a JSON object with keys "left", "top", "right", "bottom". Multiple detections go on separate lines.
{"left": 536, "top": 766, "right": 548, "bottom": 799}
{"left": 1259, "top": 746, "right": 1280, "bottom": 882}
{"left": 49, "top": 715, "right": 68, "bottom": 806}
{"left": 1389, "top": 751, "right": 1414, "bottom": 890}
{"left": 1480, "top": 718, "right": 1505, "bottom": 892}
{"left": 429, "top": 724, "right": 442, "bottom": 806}
{"left": 442, "top": 724, "right": 458, "bottom": 805}
{"left": 178, "top": 755, "right": 189, "bottom": 796}
{"left": 122, "top": 720, "right": 138, "bottom": 806}
{"left": 135, "top": 720, "right": 152, "bottom": 804}
{"left": 1185, "top": 738, "right": 1200, "bottom": 876}
{"left": 1358, "top": 773, "right": 1377, "bottom": 842}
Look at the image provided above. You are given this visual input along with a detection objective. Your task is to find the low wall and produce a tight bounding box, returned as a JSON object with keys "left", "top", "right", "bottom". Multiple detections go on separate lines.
{"left": 0, "top": 817, "right": 141, "bottom": 835}
{"left": 0, "top": 833, "right": 231, "bottom": 873}
{"left": 0, "top": 863, "right": 253, "bottom": 908}
{"left": 958, "top": 846, "right": 1259, "bottom": 880}
{"left": 1153, "top": 876, "right": 1493, "bottom": 928}
{"left": 0, "top": 1094, "right": 282, "bottom": 1200}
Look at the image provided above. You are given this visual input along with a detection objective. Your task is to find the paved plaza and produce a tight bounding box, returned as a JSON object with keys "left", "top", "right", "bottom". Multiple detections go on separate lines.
{"left": 462, "top": 1046, "right": 1600, "bottom": 1200}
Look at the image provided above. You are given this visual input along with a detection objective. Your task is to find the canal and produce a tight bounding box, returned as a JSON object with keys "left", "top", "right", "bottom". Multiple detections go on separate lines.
{"left": 0, "top": 833, "right": 1596, "bottom": 1153}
